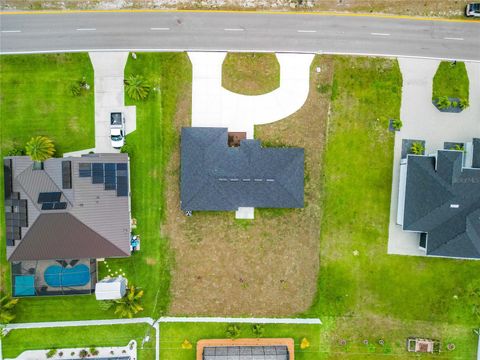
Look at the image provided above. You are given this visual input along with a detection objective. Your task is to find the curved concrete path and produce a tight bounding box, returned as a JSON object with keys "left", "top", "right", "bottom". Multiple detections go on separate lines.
{"left": 189, "top": 52, "right": 314, "bottom": 138}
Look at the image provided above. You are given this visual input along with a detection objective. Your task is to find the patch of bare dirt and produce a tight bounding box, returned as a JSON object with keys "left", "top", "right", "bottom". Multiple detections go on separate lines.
{"left": 164, "top": 55, "right": 334, "bottom": 316}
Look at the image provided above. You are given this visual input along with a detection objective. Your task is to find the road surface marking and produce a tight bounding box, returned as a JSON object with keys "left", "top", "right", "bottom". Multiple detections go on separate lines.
{"left": 371, "top": 32, "right": 391, "bottom": 36}
{"left": 76, "top": 28, "right": 96, "bottom": 31}
{"left": 150, "top": 27, "right": 170, "bottom": 31}
{"left": 1, "top": 30, "right": 21, "bottom": 33}
{"left": 224, "top": 28, "right": 244, "bottom": 31}
{"left": 444, "top": 37, "right": 464, "bottom": 41}
{"left": 297, "top": 30, "right": 317, "bottom": 33}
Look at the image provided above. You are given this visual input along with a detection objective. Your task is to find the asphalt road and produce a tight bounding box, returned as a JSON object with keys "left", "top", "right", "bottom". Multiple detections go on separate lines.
{"left": 1, "top": 12, "right": 479, "bottom": 60}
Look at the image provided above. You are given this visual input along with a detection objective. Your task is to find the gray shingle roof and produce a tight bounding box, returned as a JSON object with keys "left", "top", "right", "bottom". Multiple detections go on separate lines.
{"left": 203, "top": 346, "right": 289, "bottom": 360}
{"left": 403, "top": 143, "right": 480, "bottom": 259}
{"left": 180, "top": 127, "right": 304, "bottom": 211}
{"left": 4, "top": 154, "right": 131, "bottom": 261}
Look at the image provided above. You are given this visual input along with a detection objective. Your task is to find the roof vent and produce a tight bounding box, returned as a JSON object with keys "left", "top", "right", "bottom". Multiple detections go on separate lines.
{"left": 450, "top": 204, "right": 459, "bottom": 208}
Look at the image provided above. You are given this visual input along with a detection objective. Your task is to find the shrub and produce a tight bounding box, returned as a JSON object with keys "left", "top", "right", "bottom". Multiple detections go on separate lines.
{"left": 451, "top": 144, "right": 464, "bottom": 151}
{"left": 0, "top": 294, "right": 19, "bottom": 324}
{"left": 120, "top": 143, "right": 133, "bottom": 156}
{"left": 79, "top": 349, "right": 88, "bottom": 358}
{"left": 316, "top": 83, "right": 331, "bottom": 94}
{"left": 70, "top": 352, "right": 75, "bottom": 356}
{"left": 125, "top": 74, "right": 151, "bottom": 101}
{"left": 6, "top": 144, "right": 25, "bottom": 156}
{"left": 226, "top": 324, "right": 241, "bottom": 339}
{"left": 70, "top": 77, "right": 89, "bottom": 96}
{"left": 436, "top": 96, "right": 451, "bottom": 109}
{"left": 252, "top": 324, "right": 264, "bottom": 338}
{"left": 460, "top": 98, "right": 469, "bottom": 109}
{"left": 89, "top": 346, "right": 99, "bottom": 356}
{"left": 410, "top": 142, "right": 425, "bottom": 155}
{"left": 391, "top": 118, "right": 402, "bottom": 131}
{"left": 58, "top": 352, "right": 63, "bottom": 357}
{"left": 300, "top": 337, "right": 310, "bottom": 350}
{"left": 181, "top": 339, "right": 192, "bottom": 349}
{"left": 46, "top": 349, "right": 57, "bottom": 358}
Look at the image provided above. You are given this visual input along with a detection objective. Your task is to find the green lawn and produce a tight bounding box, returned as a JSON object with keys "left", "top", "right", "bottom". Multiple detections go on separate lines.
{"left": 2, "top": 324, "right": 155, "bottom": 360}
{"left": 97, "top": 52, "right": 192, "bottom": 318}
{"left": 432, "top": 61, "right": 469, "bottom": 101}
{"left": 222, "top": 53, "right": 280, "bottom": 95}
{"left": 302, "top": 56, "right": 480, "bottom": 357}
{"left": 160, "top": 322, "right": 323, "bottom": 360}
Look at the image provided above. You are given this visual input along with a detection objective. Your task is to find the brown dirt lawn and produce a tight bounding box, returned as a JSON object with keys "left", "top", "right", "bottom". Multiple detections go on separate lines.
{"left": 165, "top": 55, "right": 334, "bottom": 316}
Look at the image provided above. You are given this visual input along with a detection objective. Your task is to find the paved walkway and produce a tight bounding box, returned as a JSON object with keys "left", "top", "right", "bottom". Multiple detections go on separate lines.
{"left": 64, "top": 52, "right": 136, "bottom": 156}
{"left": 388, "top": 58, "right": 480, "bottom": 256}
{"left": 188, "top": 52, "right": 314, "bottom": 139}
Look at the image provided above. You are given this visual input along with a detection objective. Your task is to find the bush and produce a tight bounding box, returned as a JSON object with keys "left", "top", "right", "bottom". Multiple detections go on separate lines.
{"left": 435, "top": 96, "right": 451, "bottom": 109}
{"left": 252, "top": 324, "right": 264, "bottom": 338}
{"left": 391, "top": 119, "right": 402, "bottom": 131}
{"left": 226, "top": 324, "right": 241, "bottom": 339}
{"left": 79, "top": 349, "right": 88, "bottom": 358}
{"left": 89, "top": 347, "right": 99, "bottom": 356}
{"left": 125, "top": 74, "right": 151, "bottom": 101}
{"left": 460, "top": 98, "right": 469, "bottom": 109}
{"left": 70, "top": 77, "right": 89, "bottom": 97}
{"left": 58, "top": 352, "right": 63, "bottom": 357}
{"left": 46, "top": 349, "right": 57, "bottom": 358}
{"left": 120, "top": 143, "right": 133, "bottom": 156}
{"left": 6, "top": 145, "right": 25, "bottom": 156}
{"left": 410, "top": 142, "right": 425, "bottom": 155}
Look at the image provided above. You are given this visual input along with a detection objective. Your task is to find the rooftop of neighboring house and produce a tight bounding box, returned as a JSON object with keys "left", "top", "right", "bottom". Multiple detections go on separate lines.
{"left": 403, "top": 138, "right": 480, "bottom": 259}
{"left": 180, "top": 127, "right": 304, "bottom": 212}
{"left": 3, "top": 153, "right": 131, "bottom": 261}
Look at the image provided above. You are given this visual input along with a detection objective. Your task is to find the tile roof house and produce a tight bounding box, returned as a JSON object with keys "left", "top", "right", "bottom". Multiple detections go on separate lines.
{"left": 180, "top": 127, "right": 304, "bottom": 212}
{"left": 3, "top": 153, "right": 131, "bottom": 296}
{"left": 401, "top": 138, "right": 480, "bottom": 259}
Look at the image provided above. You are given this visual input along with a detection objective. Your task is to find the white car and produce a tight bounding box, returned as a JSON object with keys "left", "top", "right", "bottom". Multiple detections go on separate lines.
{"left": 110, "top": 112, "right": 126, "bottom": 149}
{"left": 465, "top": 3, "right": 480, "bottom": 17}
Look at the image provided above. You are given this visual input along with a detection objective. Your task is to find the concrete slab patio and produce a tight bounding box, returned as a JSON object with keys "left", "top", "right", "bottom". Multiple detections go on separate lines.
{"left": 64, "top": 52, "right": 136, "bottom": 156}
{"left": 388, "top": 58, "right": 480, "bottom": 256}
{"left": 188, "top": 52, "right": 314, "bottom": 139}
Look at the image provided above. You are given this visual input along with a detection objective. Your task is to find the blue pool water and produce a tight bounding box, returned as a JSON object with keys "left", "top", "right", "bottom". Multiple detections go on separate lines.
{"left": 44, "top": 264, "right": 90, "bottom": 287}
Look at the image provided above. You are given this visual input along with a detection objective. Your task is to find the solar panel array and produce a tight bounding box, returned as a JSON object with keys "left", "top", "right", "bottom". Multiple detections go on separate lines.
{"left": 38, "top": 192, "right": 67, "bottom": 211}
{"left": 203, "top": 346, "right": 289, "bottom": 360}
{"left": 79, "top": 162, "right": 128, "bottom": 197}
{"left": 62, "top": 161, "right": 72, "bottom": 189}
{"left": 5, "top": 197, "right": 28, "bottom": 246}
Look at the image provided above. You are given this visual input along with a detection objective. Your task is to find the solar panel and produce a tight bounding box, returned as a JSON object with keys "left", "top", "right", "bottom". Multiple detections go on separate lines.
{"left": 79, "top": 163, "right": 92, "bottom": 177}
{"left": 92, "top": 163, "right": 104, "bottom": 184}
{"left": 62, "top": 161, "right": 72, "bottom": 189}
{"left": 104, "top": 163, "right": 116, "bottom": 190}
{"left": 3, "top": 159, "right": 13, "bottom": 199}
{"left": 116, "top": 175, "right": 128, "bottom": 196}
{"left": 38, "top": 192, "right": 62, "bottom": 203}
{"left": 41, "top": 203, "right": 54, "bottom": 210}
{"left": 54, "top": 202, "right": 67, "bottom": 210}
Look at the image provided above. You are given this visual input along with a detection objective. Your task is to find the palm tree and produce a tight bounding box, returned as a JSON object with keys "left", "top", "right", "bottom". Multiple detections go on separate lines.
{"left": 0, "top": 294, "right": 19, "bottom": 324}
{"left": 25, "top": 136, "right": 55, "bottom": 162}
{"left": 113, "top": 285, "right": 144, "bottom": 318}
{"left": 124, "top": 74, "right": 151, "bottom": 101}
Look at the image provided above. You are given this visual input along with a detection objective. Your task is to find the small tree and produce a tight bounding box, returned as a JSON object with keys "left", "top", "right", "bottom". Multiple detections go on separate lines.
{"left": 79, "top": 349, "right": 88, "bottom": 358}
{"left": 25, "top": 136, "right": 55, "bottom": 162}
{"left": 124, "top": 74, "right": 151, "bottom": 101}
{"left": 113, "top": 285, "right": 144, "bottom": 318}
{"left": 410, "top": 142, "right": 425, "bottom": 155}
{"left": 226, "top": 324, "right": 241, "bottom": 339}
{"left": 300, "top": 337, "right": 310, "bottom": 349}
{"left": 252, "top": 324, "right": 264, "bottom": 338}
{"left": 7, "top": 144, "right": 25, "bottom": 156}
{"left": 0, "top": 294, "right": 19, "bottom": 324}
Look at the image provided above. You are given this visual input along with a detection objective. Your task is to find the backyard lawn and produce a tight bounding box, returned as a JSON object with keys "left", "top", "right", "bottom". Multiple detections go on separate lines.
{"left": 432, "top": 61, "right": 469, "bottom": 103}
{"left": 222, "top": 53, "right": 280, "bottom": 95}
{"left": 2, "top": 324, "right": 155, "bottom": 360}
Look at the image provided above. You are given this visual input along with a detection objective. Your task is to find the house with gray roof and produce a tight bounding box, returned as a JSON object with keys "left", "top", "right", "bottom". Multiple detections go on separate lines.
{"left": 180, "top": 127, "right": 304, "bottom": 214}
{"left": 399, "top": 138, "right": 480, "bottom": 260}
{"left": 3, "top": 153, "right": 131, "bottom": 297}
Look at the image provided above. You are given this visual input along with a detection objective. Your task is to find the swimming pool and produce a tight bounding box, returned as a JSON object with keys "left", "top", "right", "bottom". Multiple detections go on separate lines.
{"left": 44, "top": 264, "right": 90, "bottom": 287}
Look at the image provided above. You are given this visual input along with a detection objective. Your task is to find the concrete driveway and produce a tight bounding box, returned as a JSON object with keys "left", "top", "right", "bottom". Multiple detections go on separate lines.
{"left": 388, "top": 58, "right": 480, "bottom": 256}
{"left": 64, "top": 52, "right": 136, "bottom": 156}
{"left": 189, "top": 52, "right": 314, "bottom": 138}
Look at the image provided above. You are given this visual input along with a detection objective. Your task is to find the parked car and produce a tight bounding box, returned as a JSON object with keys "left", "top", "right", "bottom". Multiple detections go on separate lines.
{"left": 465, "top": 3, "right": 480, "bottom": 17}
{"left": 110, "top": 112, "right": 126, "bottom": 149}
